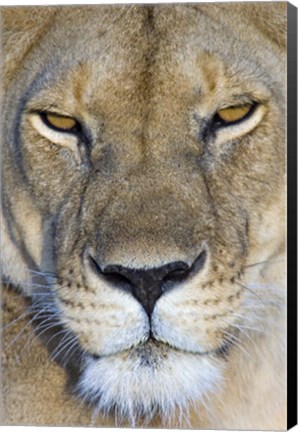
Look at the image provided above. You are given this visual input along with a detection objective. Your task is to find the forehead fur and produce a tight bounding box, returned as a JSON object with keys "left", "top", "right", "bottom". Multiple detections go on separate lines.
{"left": 2, "top": 3, "right": 286, "bottom": 84}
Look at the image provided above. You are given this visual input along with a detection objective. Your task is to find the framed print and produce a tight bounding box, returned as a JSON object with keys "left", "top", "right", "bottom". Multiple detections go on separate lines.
{"left": 1, "top": 2, "right": 297, "bottom": 430}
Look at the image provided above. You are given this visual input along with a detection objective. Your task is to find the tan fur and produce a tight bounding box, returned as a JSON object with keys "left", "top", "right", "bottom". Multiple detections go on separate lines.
{"left": 1, "top": 4, "right": 286, "bottom": 428}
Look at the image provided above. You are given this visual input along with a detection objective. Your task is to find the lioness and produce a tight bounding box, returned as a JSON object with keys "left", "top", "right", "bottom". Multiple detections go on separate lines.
{"left": 1, "top": 3, "right": 287, "bottom": 429}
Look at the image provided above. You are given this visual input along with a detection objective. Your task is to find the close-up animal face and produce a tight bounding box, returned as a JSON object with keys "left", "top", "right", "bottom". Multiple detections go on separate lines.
{"left": 1, "top": 3, "right": 287, "bottom": 428}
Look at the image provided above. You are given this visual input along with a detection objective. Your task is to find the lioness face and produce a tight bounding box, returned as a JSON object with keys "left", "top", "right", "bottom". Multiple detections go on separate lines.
{"left": 3, "top": 5, "right": 285, "bottom": 425}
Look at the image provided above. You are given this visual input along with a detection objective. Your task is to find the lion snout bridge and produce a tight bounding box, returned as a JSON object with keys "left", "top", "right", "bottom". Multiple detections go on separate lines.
{"left": 89, "top": 251, "right": 207, "bottom": 315}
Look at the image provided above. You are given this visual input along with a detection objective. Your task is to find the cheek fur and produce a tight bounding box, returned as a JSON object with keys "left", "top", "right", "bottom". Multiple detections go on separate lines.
{"left": 55, "top": 284, "right": 150, "bottom": 356}
{"left": 151, "top": 280, "right": 243, "bottom": 353}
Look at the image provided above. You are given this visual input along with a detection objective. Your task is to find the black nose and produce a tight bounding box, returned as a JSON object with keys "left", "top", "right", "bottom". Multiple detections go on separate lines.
{"left": 89, "top": 251, "right": 206, "bottom": 316}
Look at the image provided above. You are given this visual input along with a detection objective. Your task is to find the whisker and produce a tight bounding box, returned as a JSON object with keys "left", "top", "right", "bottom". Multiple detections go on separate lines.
{"left": 2, "top": 265, "right": 58, "bottom": 278}
{"left": 4, "top": 298, "right": 62, "bottom": 342}
{"left": 18, "top": 281, "right": 56, "bottom": 289}
{"left": 244, "top": 258, "right": 285, "bottom": 269}
{"left": 223, "top": 331, "right": 254, "bottom": 361}
{"left": 28, "top": 269, "right": 58, "bottom": 278}
{"left": 7, "top": 313, "right": 43, "bottom": 348}
{"left": 61, "top": 339, "right": 81, "bottom": 366}
{"left": 40, "top": 326, "right": 70, "bottom": 346}
{"left": 51, "top": 332, "right": 78, "bottom": 363}
{"left": 31, "top": 314, "right": 64, "bottom": 337}
{"left": 222, "top": 324, "right": 263, "bottom": 359}
{"left": 28, "top": 294, "right": 56, "bottom": 299}
{"left": 230, "top": 323, "right": 267, "bottom": 334}
{"left": 3, "top": 306, "right": 36, "bottom": 329}
{"left": 23, "top": 319, "right": 67, "bottom": 351}
{"left": 229, "top": 310, "right": 260, "bottom": 325}
{"left": 41, "top": 322, "right": 75, "bottom": 349}
{"left": 235, "top": 281, "right": 283, "bottom": 309}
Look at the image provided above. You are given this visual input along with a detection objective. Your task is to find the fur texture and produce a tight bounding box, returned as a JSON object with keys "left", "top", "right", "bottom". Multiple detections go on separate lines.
{"left": 1, "top": 3, "right": 286, "bottom": 428}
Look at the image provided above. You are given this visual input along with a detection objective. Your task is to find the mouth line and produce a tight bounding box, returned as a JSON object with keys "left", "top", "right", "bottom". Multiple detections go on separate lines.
{"left": 89, "top": 335, "right": 229, "bottom": 361}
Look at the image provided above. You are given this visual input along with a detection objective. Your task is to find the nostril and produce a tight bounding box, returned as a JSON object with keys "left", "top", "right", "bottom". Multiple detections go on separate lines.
{"left": 162, "top": 263, "right": 190, "bottom": 284}
{"left": 104, "top": 272, "right": 132, "bottom": 288}
{"left": 88, "top": 256, "right": 133, "bottom": 289}
{"left": 161, "top": 251, "right": 207, "bottom": 284}
{"left": 102, "top": 265, "right": 134, "bottom": 288}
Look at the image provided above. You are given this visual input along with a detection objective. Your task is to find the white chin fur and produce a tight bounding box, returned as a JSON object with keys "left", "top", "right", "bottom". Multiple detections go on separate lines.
{"left": 77, "top": 346, "right": 223, "bottom": 426}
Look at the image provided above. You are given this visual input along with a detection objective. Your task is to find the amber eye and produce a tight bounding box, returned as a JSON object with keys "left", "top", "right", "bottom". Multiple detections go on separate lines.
{"left": 215, "top": 103, "right": 255, "bottom": 125}
{"left": 42, "top": 113, "right": 79, "bottom": 132}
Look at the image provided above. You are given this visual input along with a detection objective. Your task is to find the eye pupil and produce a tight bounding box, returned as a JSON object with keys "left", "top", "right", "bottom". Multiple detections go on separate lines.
{"left": 44, "top": 113, "right": 77, "bottom": 131}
